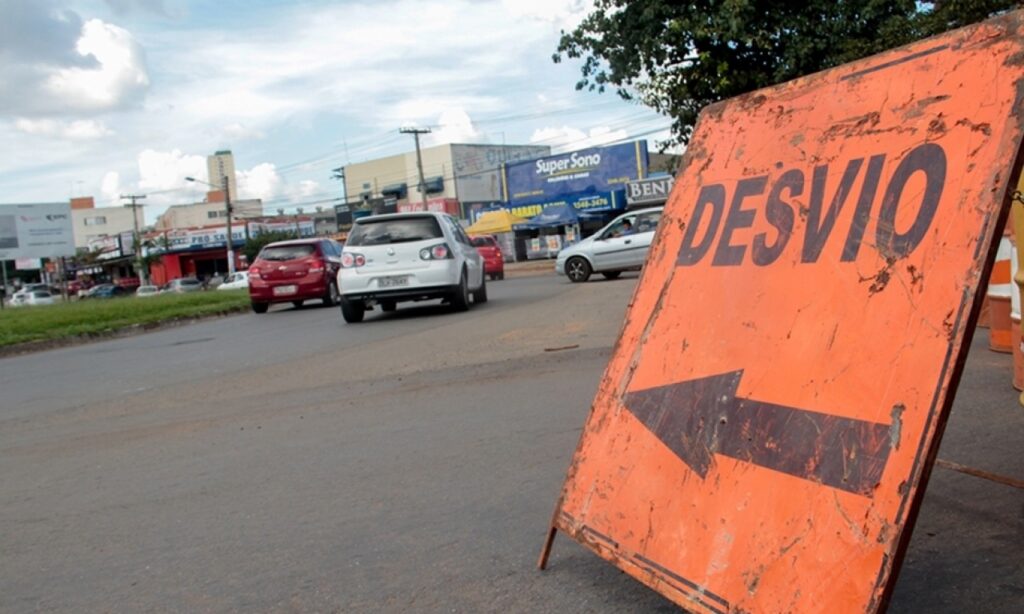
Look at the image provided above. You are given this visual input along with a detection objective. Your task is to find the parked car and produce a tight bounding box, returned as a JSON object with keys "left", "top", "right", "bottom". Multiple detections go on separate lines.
{"left": 135, "top": 285, "right": 161, "bottom": 297}
{"left": 162, "top": 278, "right": 203, "bottom": 294}
{"left": 556, "top": 207, "right": 665, "bottom": 282}
{"left": 12, "top": 290, "right": 55, "bottom": 306}
{"left": 12, "top": 283, "right": 50, "bottom": 300}
{"left": 87, "top": 284, "right": 128, "bottom": 299}
{"left": 217, "top": 271, "right": 249, "bottom": 291}
{"left": 337, "top": 212, "right": 486, "bottom": 323}
{"left": 247, "top": 238, "right": 343, "bottom": 313}
{"left": 67, "top": 280, "right": 87, "bottom": 296}
{"left": 470, "top": 235, "right": 505, "bottom": 280}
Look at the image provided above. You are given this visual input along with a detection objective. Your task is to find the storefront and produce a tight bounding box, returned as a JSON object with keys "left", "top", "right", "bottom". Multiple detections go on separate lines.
{"left": 83, "top": 232, "right": 140, "bottom": 287}
{"left": 148, "top": 219, "right": 315, "bottom": 285}
{"left": 625, "top": 175, "right": 675, "bottom": 210}
{"left": 500, "top": 141, "right": 650, "bottom": 240}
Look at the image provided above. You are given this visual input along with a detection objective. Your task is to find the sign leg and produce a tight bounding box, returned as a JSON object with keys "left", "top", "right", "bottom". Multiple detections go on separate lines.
{"left": 537, "top": 525, "right": 557, "bottom": 570}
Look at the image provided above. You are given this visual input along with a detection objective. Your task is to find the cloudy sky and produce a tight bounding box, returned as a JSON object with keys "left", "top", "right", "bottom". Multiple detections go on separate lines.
{"left": 0, "top": 0, "right": 670, "bottom": 221}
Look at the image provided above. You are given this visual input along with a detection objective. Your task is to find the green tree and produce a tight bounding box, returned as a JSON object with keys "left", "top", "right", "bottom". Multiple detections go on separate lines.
{"left": 242, "top": 230, "right": 298, "bottom": 263}
{"left": 556, "top": 1, "right": 1019, "bottom": 146}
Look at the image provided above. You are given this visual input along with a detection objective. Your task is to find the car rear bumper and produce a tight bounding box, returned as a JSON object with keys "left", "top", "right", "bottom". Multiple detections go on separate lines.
{"left": 249, "top": 277, "right": 327, "bottom": 303}
{"left": 482, "top": 257, "right": 504, "bottom": 273}
{"left": 339, "top": 260, "right": 460, "bottom": 297}
{"left": 342, "top": 283, "right": 459, "bottom": 303}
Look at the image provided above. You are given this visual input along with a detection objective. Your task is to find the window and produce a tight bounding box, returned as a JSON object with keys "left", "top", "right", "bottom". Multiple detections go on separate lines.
{"left": 208, "top": 211, "right": 219, "bottom": 219}
{"left": 259, "top": 245, "right": 316, "bottom": 260}
{"left": 470, "top": 236, "right": 496, "bottom": 248}
{"left": 84, "top": 216, "right": 107, "bottom": 226}
{"left": 603, "top": 216, "right": 638, "bottom": 239}
{"left": 346, "top": 217, "right": 443, "bottom": 246}
{"left": 445, "top": 217, "right": 471, "bottom": 245}
{"left": 635, "top": 210, "right": 663, "bottom": 234}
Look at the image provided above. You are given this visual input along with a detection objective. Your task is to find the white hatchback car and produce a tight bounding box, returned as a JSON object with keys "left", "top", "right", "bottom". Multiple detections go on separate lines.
{"left": 337, "top": 212, "right": 486, "bottom": 323}
{"left": 217, "top": 271, "right": 249, "bottom": 290}
{"left": 556, "top": 207, "right": 664, "bottom": 282}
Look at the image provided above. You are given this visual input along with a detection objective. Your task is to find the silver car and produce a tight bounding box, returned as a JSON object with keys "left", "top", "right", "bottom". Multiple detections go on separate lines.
{"left": 556, "top": 207, "right": 664, "bottom": 282}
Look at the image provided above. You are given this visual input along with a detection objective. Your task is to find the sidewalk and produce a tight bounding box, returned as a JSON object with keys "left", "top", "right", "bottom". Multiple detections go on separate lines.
{"left": 503, "top": 258, "right": 556, "bottom": 279}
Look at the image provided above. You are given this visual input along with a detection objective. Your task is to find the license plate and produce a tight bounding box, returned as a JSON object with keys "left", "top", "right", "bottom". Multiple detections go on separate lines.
{"left": 377, "top": 275, "right": 409, "bottom": 288}
{"left": 273, "top": 285, "right": 298, "bottom": 296}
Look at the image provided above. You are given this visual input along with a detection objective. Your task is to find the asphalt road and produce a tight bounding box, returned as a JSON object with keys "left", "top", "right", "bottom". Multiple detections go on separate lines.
{"left": 2, "top": 273, "right": 1022, "bottom": 612}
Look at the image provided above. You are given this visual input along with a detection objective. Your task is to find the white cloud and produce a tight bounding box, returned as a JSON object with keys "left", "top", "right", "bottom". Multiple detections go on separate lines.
{"left": 237, "top": 163, "right": 283, "bottom": 202}
{"left": 101, "top": 171, "right": 123, "bottom": 203}
{"left": 530, "top": 124, "right": 628, "bottom": 152}
{"left": 46, "top": 19, "right": 150, "bottom": 113}
{"left": 221, "top": 122, "right": 265, "bottom": 141}
{"left": 500, "top": 0, "right": 592, "bottom": 28}
{"left": 296, "top": 180, "right": 320, "bottom": 198}
{"left": 14, "top": 118, "right": 113, "bottom": 140}
{"left": 136, "top": 149, "right": 207, "bottom": 205}
{"left": 425, "top": 108, "right": 487, "bottom": 146}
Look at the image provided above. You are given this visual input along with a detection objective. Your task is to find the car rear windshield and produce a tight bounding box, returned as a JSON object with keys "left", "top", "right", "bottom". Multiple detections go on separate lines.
{"left": 259, "top": 245, "right": 316, "bottom": 261}
{"left": 346, "top": 217, "right": 443, "bottom": 246}
{"left": 470, "top": 237, "right": 496, "bottom": 247}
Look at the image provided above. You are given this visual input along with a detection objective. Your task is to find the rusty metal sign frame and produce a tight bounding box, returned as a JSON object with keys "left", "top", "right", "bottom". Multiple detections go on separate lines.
{"left": 540, "top": 11, "right": 1024, "bottom": 613}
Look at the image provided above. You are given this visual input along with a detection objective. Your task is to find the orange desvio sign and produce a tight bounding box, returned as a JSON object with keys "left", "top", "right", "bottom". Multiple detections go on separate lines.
{"left": 542, "top": 13, "right": 1024, "bottom": 614}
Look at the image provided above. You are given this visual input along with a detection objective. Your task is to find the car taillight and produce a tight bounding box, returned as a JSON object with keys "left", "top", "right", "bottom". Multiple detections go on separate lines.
{"left": 342, "top": 253, "right": 365, "bottom": 268}
{"left": 308, "top": 258, "right": 325, "bottom": 274}
{"left": 249, "top": 267, "right": 261, "bottom": 279}
{"left": 420, "top": 244, "right": 451, "bottom": 260}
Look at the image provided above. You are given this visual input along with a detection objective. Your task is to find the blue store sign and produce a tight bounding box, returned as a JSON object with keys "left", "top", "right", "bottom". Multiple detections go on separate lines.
{"left": 502, "top": 141, "right": 649, "bottom": 205}
{"left": 506, "top": 190, "right": 624, "bottom": 219}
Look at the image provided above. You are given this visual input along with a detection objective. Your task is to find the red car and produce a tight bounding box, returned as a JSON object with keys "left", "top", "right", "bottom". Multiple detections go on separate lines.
{"left": 470, "top": 235, "right": 504, "bottom": 280}
{"left": 247, "top": 238, "right": 343, "bottom": 313}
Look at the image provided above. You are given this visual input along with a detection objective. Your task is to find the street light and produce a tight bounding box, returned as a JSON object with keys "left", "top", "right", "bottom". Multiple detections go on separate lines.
{"left": 185, "top": 175, "right": 235, "bottom": 275}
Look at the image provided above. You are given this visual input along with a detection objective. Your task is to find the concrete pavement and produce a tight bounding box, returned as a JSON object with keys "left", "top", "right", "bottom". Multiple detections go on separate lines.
{"left": 1, "top": 272, "right": 1022, "bottom": 612}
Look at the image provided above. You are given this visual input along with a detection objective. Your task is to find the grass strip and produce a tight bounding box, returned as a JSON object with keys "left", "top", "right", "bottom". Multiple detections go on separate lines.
{"left": 0, "top": 290, "right": 251, "bottom": 347}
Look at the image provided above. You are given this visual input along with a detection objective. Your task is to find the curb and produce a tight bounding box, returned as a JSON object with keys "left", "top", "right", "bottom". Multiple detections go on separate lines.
{"left": 0, "top": 306, "right": 250, "bottom": 359}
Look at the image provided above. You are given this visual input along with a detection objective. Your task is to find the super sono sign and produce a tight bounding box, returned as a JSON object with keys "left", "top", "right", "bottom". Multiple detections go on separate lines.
{"left": 541, "top": 12, "right": 1024, "bottom": 614}
{"left": 502, "top": 141, "right": 648, "bottom": 204}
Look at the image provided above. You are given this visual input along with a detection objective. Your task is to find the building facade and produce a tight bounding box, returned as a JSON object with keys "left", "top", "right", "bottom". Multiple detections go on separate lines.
{"left": 206, "top": 150, "right": 238, "bottom": 198}
{"left": 342, "top": 143, "right": 549, "bottom": 218}
{"left": 154, "top": 197, "right": 263, "bottom": 231}
{"left": 70, "top": 197, "right": 145, "bottom": 249}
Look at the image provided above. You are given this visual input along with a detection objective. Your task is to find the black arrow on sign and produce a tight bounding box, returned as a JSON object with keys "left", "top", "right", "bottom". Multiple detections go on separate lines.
{"left": 624, "top": 370, "right": 893, "bottom": 496}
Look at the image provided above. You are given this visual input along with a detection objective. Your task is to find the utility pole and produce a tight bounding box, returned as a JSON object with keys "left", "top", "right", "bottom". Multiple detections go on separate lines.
{"left": 331, "top": 166, "right": 348, "bottom": 202}
{"left": 400, "top": 126, "right": 431, "bottom": 207}
{"left": 223, "top": 175, "right": 235, "bottom": 275}
{"left": 120, "top": 193, "right": 147, "bottom": 285}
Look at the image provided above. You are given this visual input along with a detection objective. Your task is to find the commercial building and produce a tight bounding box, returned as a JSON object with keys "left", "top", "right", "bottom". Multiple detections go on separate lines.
{"left": 69, "top": 196, "right": 145, "bottom": 250}
{"left": 206, "top": 150, "right": 238, "bottom": 199}
{"left": 498, "top": 140, "right": 652, "bottom": 259}
{"left": 146, "top": 217, "right": 315, "bottom": 285}
{"left": 154, "top": 196, "right": 263, "bottom": 231}
{"left": 342, "top": 143, "right": 550, "bottom": 219}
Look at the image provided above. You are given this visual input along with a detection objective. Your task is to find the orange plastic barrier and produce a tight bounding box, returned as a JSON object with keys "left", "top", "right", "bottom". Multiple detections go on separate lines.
{"left": 1011, "top": 234, "right": 1023, "bottom": 389}
{"left": 542, "top": 12, "right": 1024, "bottom": 614}
{"left": 988, "top": 234, "right": 1013, "bottom": 352}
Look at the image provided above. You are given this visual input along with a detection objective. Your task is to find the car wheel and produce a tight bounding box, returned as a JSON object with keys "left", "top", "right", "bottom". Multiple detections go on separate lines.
{"left": 498, "top": 272, "right": 505, "bottom": 280}
{"left": 472, "top": 274, "right": 488, "bottom": 304}
{"left": 340, "top": 297, "right": 365, "bottom": 323}
{"left": 602, "top": 271, "right": 622, "bottom": 280}
{"left": 450, "top": 269, "right": 471, "bottom": 312}
{"left": 566, "top": 257, "right": 592, "bottom": 283}
{"left": 323, "top": 281, "right": 340, "bottom": 307}
{"left": 292, "top": 300, "right": 304, "bottom": 308}
{"left": 381, "top": 300, "right": 396, "bottom": 312}
{"left": 251, "top": 302, "right": 269, "bottom": 314}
